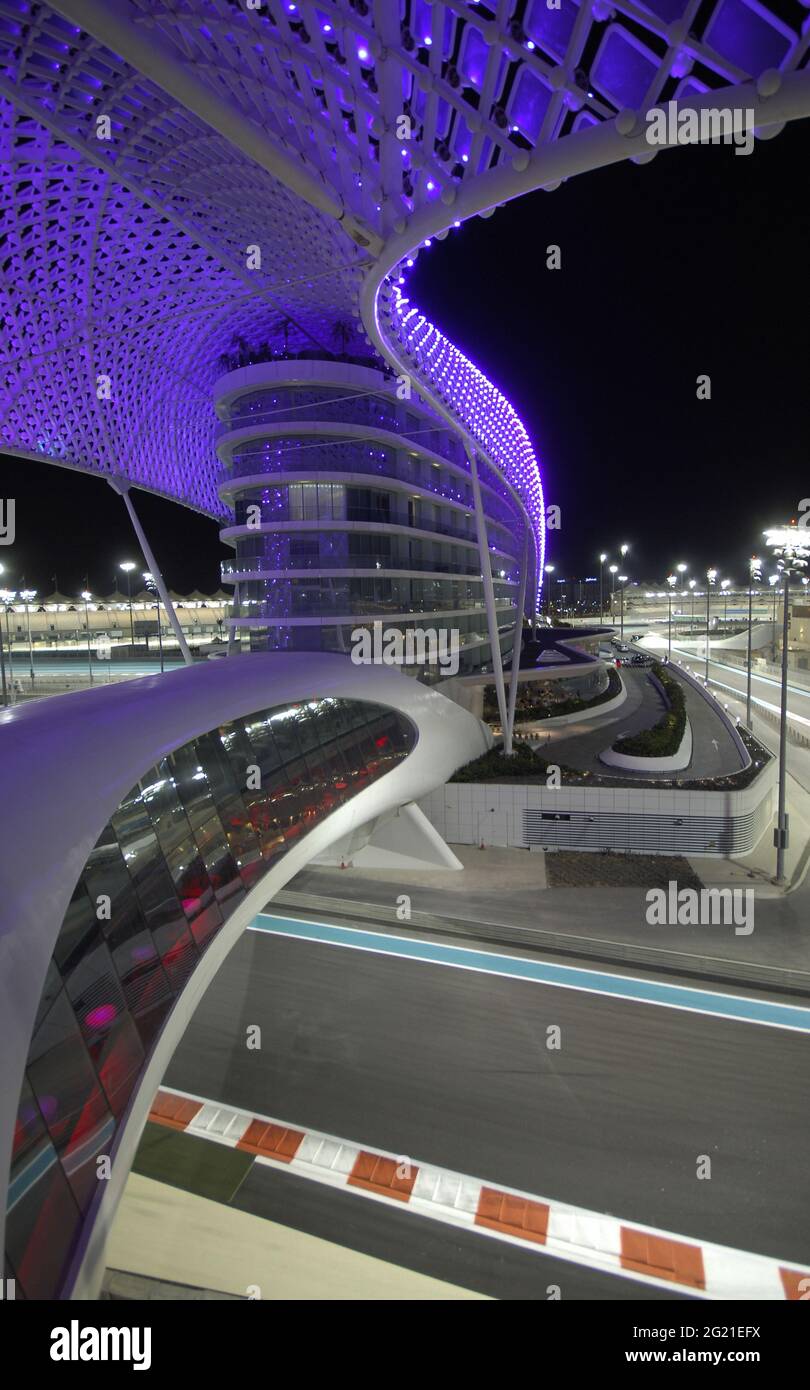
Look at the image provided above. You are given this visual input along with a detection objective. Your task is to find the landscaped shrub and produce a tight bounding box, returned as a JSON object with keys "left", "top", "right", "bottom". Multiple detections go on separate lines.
{"left": 613, "top": 663, "right": 686, "bottom": 758}
{"left": 451, "top": 741, "right": 539, "bottom": 782}
{"left": 449, "top": 742, "right": 582, "bottom": 783}
{"left": 484, "top": 666, "right": 621, "bottom": 723}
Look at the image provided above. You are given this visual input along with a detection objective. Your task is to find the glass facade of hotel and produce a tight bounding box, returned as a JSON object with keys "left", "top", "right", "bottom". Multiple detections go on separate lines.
{"left": 5, "top": 696, "right": 415, "bottom": 1299}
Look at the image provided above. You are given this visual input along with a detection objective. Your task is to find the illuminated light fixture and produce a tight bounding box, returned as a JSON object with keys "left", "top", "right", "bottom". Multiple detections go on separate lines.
{"left": 383, "top": 285, "right": 546, "bottom": 604}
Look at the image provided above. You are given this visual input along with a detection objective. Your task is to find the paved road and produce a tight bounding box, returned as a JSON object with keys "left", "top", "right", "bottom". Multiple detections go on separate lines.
{"left": 164, "top": 928, "right": 810, "bottom": 1295}
{"left": 545, "top": 667, "right": 666, "bottom": 773}
{"left": 539, "top": 666, "right": 743, "bottom": 779}
{"left": 672, "top": 645, "right": 810, "bottom": 732}
{"left": 287, "top": 858, "right": 810, "bottom": 977}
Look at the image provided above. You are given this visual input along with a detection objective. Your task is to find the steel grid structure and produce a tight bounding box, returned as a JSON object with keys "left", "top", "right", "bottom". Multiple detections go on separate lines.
{"left": 1, "top": 0, "right": 809, "bottom": 589}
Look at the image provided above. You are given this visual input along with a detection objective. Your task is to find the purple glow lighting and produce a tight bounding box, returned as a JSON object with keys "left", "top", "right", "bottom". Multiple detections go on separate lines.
{"left": 380, "top": 283, "right": 546, "bottom": 605}
{"left": 38, "top": 1095, "right": 59, "bottom": 1121}
{"left": 86, "top": 1004, "right": 118, "bottom": 1028}
{"left": 0, "top": 0, "right": 798, "bottom": 544}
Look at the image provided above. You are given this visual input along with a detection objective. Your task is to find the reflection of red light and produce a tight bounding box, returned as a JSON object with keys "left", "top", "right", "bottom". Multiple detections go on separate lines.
{"left": 335, "top": 780, "right": 347, "bottom": 790}
{"left": 86, "top": 1004, "right": 117, "bottom": 1029}
{"left": 375, "top": 735, "right": 388, "bottom": 748}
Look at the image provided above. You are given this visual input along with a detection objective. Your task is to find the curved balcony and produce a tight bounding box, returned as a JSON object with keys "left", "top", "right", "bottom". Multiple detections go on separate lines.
{"left": 0, "top": 652, "right": 490, "bottom": 1298}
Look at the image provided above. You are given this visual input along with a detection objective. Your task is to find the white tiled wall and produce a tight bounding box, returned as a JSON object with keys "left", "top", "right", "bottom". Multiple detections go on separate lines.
{"left": 418, "top": 761, "right": 776, "bottom": 854}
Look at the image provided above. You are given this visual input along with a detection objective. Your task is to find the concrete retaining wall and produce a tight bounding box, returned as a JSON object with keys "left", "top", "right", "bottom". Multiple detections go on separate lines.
{"left": 419, "top": 760, "right": 776, "bottom": 857}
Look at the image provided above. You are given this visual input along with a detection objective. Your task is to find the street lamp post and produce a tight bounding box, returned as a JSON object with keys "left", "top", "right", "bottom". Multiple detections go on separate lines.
{"left": 0, "top": 591, "right": 15, "bottom": 702}
{"left": 0, "top": 566, "right": 7, "bottom": 706}
{"left": 544, "top": 564, "right": 554, "bottom": 621}
{"left": 764, "top": 526, "right": 809, "bottom": 884}
{"left": 81, "top": 589, "right": 94, "bottom": 685}
{"left": 143, "top": 571, "right": 165, "bottom": 672}
{"left": 119, "top": 561, "right": 136, "bottom": 650}
{"left": 669, "top": 558, "right": 689, "bottom": 650}
{"left": 721, "top": 577, "right": 731, "bottom": 624}
{"left": 609, "top": 564, "right": 618, "bottom": 622}
{"left": 599, "top": 553, "right": 607, "bottom": 624}
{"left": 20, "top": 586, "right": 37, "bottom": 685}
{"left": 618, "top": 575, "right": 628, "bottom": 641}
{"left": 746, "top": 557, "right": 761, "bottom": 728}
{"left": 666, "top": 573, "right": 676, "bottom": 658}
{"left": 688, "top": 579, "right": 697, "bottom": 634}
{"left": 705, "top": 568, "right": 717, "bottom": 680}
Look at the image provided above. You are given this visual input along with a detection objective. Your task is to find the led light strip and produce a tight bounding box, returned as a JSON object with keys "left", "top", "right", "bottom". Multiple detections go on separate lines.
{"left": 149, "top": 1086, "right": 809, "bottom": 1300}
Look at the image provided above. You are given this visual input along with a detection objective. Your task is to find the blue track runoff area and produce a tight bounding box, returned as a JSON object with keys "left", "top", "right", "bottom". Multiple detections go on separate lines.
{"left": 252, "top": 914, "right": 810, "bottom": 1036}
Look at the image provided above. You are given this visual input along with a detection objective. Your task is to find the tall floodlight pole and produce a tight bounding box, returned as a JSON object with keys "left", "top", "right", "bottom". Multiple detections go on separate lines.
{"left": 721, "top": 577, "right": 731, "bottom": 624}
{"left": 689, "top": 579, "right": 697, "bottom": 635}
{"left": 764, "top": 526, "right": 809, "bottom": 885}
{"left": 0, "top": 590, "right": 15, "bottom": 702}
{"left": 81, "top": 589, "right": 93, "bottom": 685}
{"left": 609, "top": 564, "right": 618, "bottom": 622}
{"left": 0, "top": 566, "right": 7, "bottom": 706}
{"left": 666, "top": 573, "right": 676, "bottom": 657}
{"left": 674, "top": 563, "right": 687, "bottom": 650}
{"left": 746, "top": 557, "right": 761, "bottom": 728}
{"left": 618, "top": 575, "right": 628, "bottom": 641}
{"left": 119, "top": 561, "right": 136, "bottom": 649}
{"left": 705, "top": 568, "right": 717, "bottom": 680}
{"left": 599, "top": 553, "right": 607, "bottom": 624}
{"left": 619, "top": 543, "right": 630, "bottom": 624}
{"left": 20, "top": 586, "right": 37, "bottom": 685}
{"left": 769, "top": 574, "right": 779, "bottom": 632}
{"left": 143, "top": 571, "right": 165, "bottom": 672}
{"left": 544, "top": 564, "right": 555, "bottom": 620}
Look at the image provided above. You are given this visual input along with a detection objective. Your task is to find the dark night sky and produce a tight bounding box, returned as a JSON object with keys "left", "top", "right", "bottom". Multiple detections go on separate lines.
{"left": 1, "top": 118, "right": 808, "bottom": 597}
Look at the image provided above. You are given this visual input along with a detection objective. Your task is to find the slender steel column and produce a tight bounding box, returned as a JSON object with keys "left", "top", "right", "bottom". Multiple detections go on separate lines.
{"left": 746, "top": 576, "right": 754, "bottom": 728}
{"left": 5, "top": 607, "right": 14, "bottom": 701}
{"left": 467, "top": 442, "right": 509, "bottom": 749}
{"left": 0, "top": 608, "right": 7, "bottom": 706}
{"left": 705, "top": 584, "right": 711, "bottom": 681}
{"left": 107, "top": 477, "right": 193, "bottom": 665}
{"left": 775, "top": 570, "right": 791, "bottom": 884}
{"left": 505, "top": 528, "right": 529, "bottom": 753}
{"left": 228, "top": 582, "right": 241, "bottom": 655}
